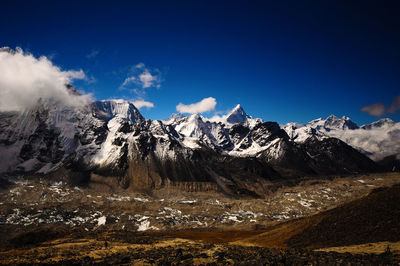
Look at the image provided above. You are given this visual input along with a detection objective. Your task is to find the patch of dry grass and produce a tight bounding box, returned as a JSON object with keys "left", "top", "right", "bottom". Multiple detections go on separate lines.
{"left": 0, "top": 236, "right": 207, "bottom": 264}
{"left": 164, "top": 230, "right": 265, "bottom": 243}
{"left": 231, "top": 216, "right": 324, "bottom": 248}
{"left": 315, "top": 241, "right": 400, "bottom": 255}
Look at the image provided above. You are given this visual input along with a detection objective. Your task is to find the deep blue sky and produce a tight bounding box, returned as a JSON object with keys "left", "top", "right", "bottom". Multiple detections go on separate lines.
{"left": 1, "top": 0, "right": 399, "bottom": 125}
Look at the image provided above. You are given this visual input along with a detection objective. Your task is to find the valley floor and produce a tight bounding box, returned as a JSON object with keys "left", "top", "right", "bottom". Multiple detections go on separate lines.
{"left": 0, "top": 172, "right": 399, "bottom": 264}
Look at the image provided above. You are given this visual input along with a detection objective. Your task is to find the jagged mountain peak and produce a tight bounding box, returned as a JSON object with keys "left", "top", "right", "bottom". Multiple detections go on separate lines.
{"left": 163, "top": 113, "right": 186, "bottom": 124}
{"left": 325, "top": 114, "right": 353, "bottom": 123}
{"left": 307, "top": 114, "right": 358, "bottom": 131}
{"left": 232, "top": 104, "right": 243, "bottom": 112}
{"left": 1, "top": 95, "right": 396, "bottom": 179}
{"left": 92, "top": 99, "right": 144, "bottom": 123}
{"left": 173, "top": 113, "right": 210, "bottom": 137}
{"left": 284, "top": 115, "right": 360, "bottom": 143}
{"left": 226, "top": 104, "right": 250, "bottom": 124}
{"left": 174, "top": 113, "right": 204, "bottom": 126}
{"left": 361, "top": 118, "right": 395, "bottom": 130}
{"left": 189, "top": 113, "right": 202, "bottom": 120}
{"left": 283, "top": 122, "right": 305, "bottom": 130}
{"left": 282, "top": 122, "right": 327, "bottom": 143}
{"left": 324, "top": 114, "right": 358, "bottom": 130}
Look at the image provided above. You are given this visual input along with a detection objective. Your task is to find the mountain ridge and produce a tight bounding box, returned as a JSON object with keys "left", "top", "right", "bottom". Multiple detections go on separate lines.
{"left": 0, "top": 97, "right": 394, "bottom": 195}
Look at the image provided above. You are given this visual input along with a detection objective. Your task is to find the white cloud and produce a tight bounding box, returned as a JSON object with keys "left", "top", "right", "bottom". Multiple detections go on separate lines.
{"left": 209, "top": 114, "right": 225, "bottom": 123}
{"left": 327, "top": 123, "right": 400, "bottom": 161}
{"left": 0, "top": 47, "right": 92, "bottom": 112}
{"left": 139, "top": 71, "right": 156, "bottom": 88}
{"left": 66, "top": 69, "right": 86, "bottom": 80}
{"left": 176, "top": 97, "right": 217, "bottom": 114}
{"left": 132, "top": 100, "right": 154, "bottom": 109}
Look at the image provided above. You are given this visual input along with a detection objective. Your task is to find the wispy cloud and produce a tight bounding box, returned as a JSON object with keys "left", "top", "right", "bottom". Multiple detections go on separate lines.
{"left": 121, "top": 76, "right": 136, "bottom": 87}
{"left": 388, "top": 96, "right": 400, "bottom": 114}
{"left": 360, "top": 103, "right": 386, "bottom": 117}
{"left": 86, "top": 49, "right": 99, "bottom": 59}
{"left": 176, "top": 97, "right": 217, "bottom": 114}
{"left": 135, "top": 62, "right": 145, "bottom": 69}
{"left": 0, "top": 47, "right": 92, "bottom": 112}
{"left": 86, "top": 75, "right": 97, "bottom": 84}
{"left": 361, "top": 96, "right": 400, "bottom": 117}
{"left": 120, "top": 62, "right": 162, "bottom": 91}
{"left": 120, "top": 62, "right": 162, "bottom": 110}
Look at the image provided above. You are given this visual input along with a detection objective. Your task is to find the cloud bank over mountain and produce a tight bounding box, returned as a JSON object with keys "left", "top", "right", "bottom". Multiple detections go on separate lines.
{"left": 0, "top": 47, "right": 92, "bottom": 112}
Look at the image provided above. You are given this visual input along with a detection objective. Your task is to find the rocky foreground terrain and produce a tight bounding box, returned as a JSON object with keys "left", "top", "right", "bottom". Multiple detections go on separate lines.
{"left": 0, "top": 172, "right": 399, "bottom": 264}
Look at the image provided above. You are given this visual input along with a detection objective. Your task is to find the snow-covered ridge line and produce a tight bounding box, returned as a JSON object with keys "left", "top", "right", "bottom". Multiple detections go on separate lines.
{"left": 282, "top": 115, "right": 400, "bottom": 161}
{"left": 0, "top": 98, "right": 398, "bottom": 178}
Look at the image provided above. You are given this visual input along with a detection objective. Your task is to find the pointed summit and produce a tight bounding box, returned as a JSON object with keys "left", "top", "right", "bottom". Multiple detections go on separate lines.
{"left": 226, "top": 104, "right": 250, "bottom": 124}
{"left": 232, "top": 104, "right": 243, "bottom": 112}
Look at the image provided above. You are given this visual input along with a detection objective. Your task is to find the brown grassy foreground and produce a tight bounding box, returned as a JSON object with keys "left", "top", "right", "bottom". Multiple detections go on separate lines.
{"left": 316, "top": 241, "right": 400, "bottom": 255}
{"left": 0, "top": 236, "right": 206, "bottom": 265}
{"left": 0, "top": 231, "right": 397, "bottom": 265}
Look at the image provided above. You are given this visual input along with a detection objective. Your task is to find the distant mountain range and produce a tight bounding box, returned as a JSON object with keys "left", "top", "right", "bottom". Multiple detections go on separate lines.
{"left": 0, "top": 90, "right": 398, "bottom": 195}
{"left": 283, "top": 115, "right": 399, "bottom": 162}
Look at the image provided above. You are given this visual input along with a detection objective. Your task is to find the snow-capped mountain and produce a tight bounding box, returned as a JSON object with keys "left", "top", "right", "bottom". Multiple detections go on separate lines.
{"left": 360, "top": 118, "right": 395, "bottom": 130}
{"left": 163, "top": 113, "right": 185, "bottom": 125}
{"left": 92, "top": 100, "right": 145, "bottom": 123}
{"left": 209, "top": 104, "right": 261, "bottom": 128}
{"left": 168, "top": 113, "right": 232, "bottom": 151}
{"left": 282, "top": 115, "right": 400, "bottom": 162}
{"left": 0, "top": 94, "right": 390, "bottom": 195}
{"left": 282, "top": 123, "right": 327, "bottom": 143}
{"left": 223, "top": 104, "right": 251, "bottom": 124}
{"left": 307, "top": 115, "right": 359, "bottom": 131}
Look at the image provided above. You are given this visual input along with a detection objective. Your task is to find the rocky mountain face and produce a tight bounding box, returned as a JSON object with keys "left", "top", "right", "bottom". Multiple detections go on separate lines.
{"left": 0, "top": 94, "right": 391, "bottom": 196}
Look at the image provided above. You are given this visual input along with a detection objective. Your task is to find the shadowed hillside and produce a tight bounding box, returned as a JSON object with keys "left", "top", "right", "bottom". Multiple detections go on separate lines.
{"left": 233, "top": 184, "right": 400, "bottom": 249}
{"left": 288, "top": 184, "right": 400, "bottom": 248}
